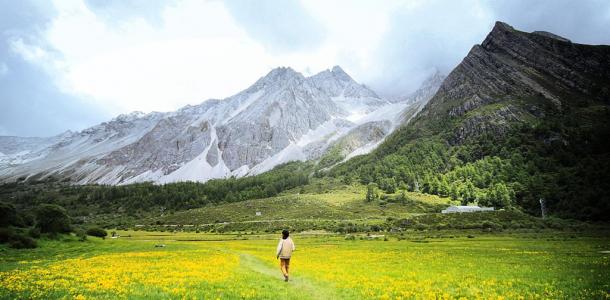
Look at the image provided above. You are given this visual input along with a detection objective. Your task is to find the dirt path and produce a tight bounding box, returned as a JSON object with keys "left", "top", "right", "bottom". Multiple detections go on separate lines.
{"left": 238, "top": 253, "right": 340, "bottom": 299}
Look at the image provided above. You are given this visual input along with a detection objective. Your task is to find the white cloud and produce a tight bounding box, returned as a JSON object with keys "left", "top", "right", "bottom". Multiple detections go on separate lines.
{"left": 16, "top": 0, "right": 383, "bottom": 116}
{"left": 13, "top": 0, "right": 332, "bottom": 115}
{"left": 12, "top": 0, "right": 404, "bottom": 116}
{"left": 30, "top": 0, "right": 267, "bottom": 114}
{"left": 8, "top": 0, "right": 610, "bottom": 118}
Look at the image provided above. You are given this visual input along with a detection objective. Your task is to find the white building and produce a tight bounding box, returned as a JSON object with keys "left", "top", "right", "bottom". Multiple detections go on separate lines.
{"left": 441, "top": 205, "right": 494, "bottom": 214}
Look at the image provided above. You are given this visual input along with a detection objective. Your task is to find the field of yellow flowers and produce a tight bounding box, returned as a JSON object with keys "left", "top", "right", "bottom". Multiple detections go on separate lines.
{"left": 0, "top": 232, "right": 608, "bottom": 299}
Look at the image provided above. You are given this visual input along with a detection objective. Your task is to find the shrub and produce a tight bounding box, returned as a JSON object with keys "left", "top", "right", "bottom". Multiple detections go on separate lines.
{"left": 86, "top": 227, "right": 108, "bottom": 238}
{"left": 74, "top": 228, "right": 87, "bottom": 241}
{"left": 9, "top": 234, "right": 37, "bottom": 249}
{"left": 370, "top": 225, "right": 382, "bottom": 232}
{"left": 0, "top": 202, "right": 22, "bottom": 227}
{"left": 415, "top": 224, "right": 429, "bottom": 231}
{"left": 28, "top": 227, "right": 41, "bottom": 239}
{"left": 35, "top": 204, "right": 72, "bottom": 234}
{"left": 0, "top": 227, "right": 15, "bottom": 243}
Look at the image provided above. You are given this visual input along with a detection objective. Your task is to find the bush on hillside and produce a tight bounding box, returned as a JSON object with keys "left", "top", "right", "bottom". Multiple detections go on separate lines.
{"left": 35, "top": 204, "right": 72, "bottom": 234}
{"left": 86, "top": 227, "right": 108, "bottom": 238}
{"left": 0, "top": 227, "right": 38, "bottom": 249}
{"left": 28, "top": 227, "right": 41, "bottom": 239}
{"left": 0, "top": 202, "right": 23, "bottom": 227}
{"left": 0, "top": 227, "right": 15, "bottom": 243}
{"left": 74, "top": 228, "right": 88, "bottom": 241}
{"left": 9, "top": 234, "right": 37, "bottom": 249}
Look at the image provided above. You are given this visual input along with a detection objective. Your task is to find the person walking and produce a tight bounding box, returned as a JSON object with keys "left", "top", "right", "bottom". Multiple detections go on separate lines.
{"left": 276, "top": 229, "right": 295, "bottom": 282}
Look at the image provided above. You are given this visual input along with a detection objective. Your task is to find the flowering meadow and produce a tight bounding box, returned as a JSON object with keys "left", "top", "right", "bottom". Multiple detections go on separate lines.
{"left": 0, "top": 232, "right": 608, "bottom": 299}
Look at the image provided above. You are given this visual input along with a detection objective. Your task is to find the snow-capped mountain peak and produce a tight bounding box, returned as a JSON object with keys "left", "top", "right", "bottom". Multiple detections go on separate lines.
{"left": 0, "top": 66, "right": 436, "bottom": 185}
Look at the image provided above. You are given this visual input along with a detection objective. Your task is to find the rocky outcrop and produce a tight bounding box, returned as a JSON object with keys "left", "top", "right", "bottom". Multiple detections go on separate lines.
{"left": 416, "top": 21, "right": 610, "bottom": 144}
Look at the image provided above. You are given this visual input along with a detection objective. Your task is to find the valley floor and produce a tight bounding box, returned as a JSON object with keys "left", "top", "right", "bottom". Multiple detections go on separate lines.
{"left": 1, "top": 231, "right": 608, "bottom": 299}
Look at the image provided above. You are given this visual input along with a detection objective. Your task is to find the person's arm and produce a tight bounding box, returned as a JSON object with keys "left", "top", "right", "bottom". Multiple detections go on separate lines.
{"left": 276, "top": 239, "right": 283, "bottom": 258}
{"left": 292, "top": 239, "right": 296, "bottom": 251}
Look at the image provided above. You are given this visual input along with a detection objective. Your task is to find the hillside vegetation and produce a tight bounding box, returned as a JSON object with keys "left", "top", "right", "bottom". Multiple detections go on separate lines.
{"left": 330, "top": 22, "right": 610, "bottom": 221}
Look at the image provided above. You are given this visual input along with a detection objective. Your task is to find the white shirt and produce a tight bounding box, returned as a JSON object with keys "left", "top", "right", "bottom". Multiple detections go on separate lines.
{"left": 276, "top": 237, "right": 296, "bottom": 259}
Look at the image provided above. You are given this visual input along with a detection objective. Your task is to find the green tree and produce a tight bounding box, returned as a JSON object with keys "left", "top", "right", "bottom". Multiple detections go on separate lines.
{"left": 398, "top": 190, "right": 408, "bottom": 204}
{"left": 86, "top": 227, "right": 108, "bottom": 238}
{"left": 366, "top": 183, "right": 379, "bottom": 202}
{"left": 35, "top": 204, "right": 72, "bottom": 234}
{"left": 460, "top": 180, "right": 476, "bottom": 205}
{"left": 439, "top": 177, "right": 450, "bottom": 197}
{"left": 380, "top": 178, "right": 397, "bottom": 194}
{"left": 341, "top": 175, "right": 354, "bottom": 185}
{"left": 480, "top": 183, "right": 512, "bottom": 208}
{"left": 0, "top": 202, "right": 22, "bottom": 227}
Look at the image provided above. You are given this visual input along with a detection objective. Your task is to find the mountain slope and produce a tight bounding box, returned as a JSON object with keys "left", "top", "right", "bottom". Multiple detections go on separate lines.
{"left": 316, "top": 71, "right": 445, "bottom": 169}
{"left": 331, "top": 22, "right": 610, "bottom": 220}
{"left": 0, "top": 66, "right": 415, "bottom": 185}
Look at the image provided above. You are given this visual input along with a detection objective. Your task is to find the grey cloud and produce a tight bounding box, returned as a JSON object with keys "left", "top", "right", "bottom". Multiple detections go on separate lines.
{"left": 368, "top": 0, "right": 493, "bottom": 97}
{"left": 367, "top": 0, "right": 610, "bottom": 98}
{"left": 0, "top": 0, "right": 111, "bottom": 137}
{"left": 224, "top": 0, "right": 326, "bottom": 53}
{"left": 489, "top": 0, "right": 610, "bottom": 45}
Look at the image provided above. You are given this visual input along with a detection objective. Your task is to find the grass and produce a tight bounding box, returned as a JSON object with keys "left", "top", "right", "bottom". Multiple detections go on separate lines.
{"left": 151, "top": 184, "right": 451, "bottom": 228}
{"left": 0, "top": 231, "right": 608, "bottom": 299}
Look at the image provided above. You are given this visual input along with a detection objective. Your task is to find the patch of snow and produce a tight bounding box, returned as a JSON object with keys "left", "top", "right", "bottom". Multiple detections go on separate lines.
{"left": 355, "top": 102, "right": 408, "bottom": 125}
{"left": 231, "top": 165, "right": 250, "bottom": 177}
{"left": 224, "top": 90, "right": 264, "bottom": 123}
{"left": 157, "top": 125, "right": 231, "bottom": 184}
{"left": 296, "top": 119, "right": 339, "bottom": 147}
{"left": 249, "top": 143, "right": 306, "bottom": 175}
{"left": 96, "top": 166, "right": 126, "bottom": 185}
{"left": 157, "top": 149, "right": 231, "bottom": 184}
{"left": 121, "top": 169, "right": 164, "bottom": 185}
{"left": 332, "top": 96, "right": 374, "bottom": 123}
{"left": 343, "top": 140, "right": 384, "bottom": 161}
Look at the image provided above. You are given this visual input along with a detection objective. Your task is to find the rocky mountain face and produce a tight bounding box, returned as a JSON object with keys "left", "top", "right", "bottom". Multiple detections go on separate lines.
{"left": 398, "top": 70, "right": 445, "bottom": 125}
{"left": 333, "top": 21, "right": 610, "bottom": 220}
{"left": 0, "top": 66, "right": 426, "bottom": 184}
{"left": 413, "top": 21, "right": 610, "bottom": 144}
{"left": 315, "top": 71, "right": 445, "bottom": 168}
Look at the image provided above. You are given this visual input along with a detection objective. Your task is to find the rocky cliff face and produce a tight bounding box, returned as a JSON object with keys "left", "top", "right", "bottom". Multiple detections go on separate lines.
{"left": 398, "top": 70, "right": 446, "bottom": 125}
{"left": 0, "top": 66, "right": 409, "bottom": 184}
{"left": 414, "top": 21, "right": 610, "bottom": 144}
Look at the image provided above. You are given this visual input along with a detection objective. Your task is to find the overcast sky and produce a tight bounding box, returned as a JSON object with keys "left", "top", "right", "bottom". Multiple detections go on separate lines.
{"left": 1, "top": 0, "right": 609, "bottom": 137}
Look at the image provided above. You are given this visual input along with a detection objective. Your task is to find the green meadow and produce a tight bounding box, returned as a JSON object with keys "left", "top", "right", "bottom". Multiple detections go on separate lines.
{"left": 1, "top": 230, "right": 608, "bottom": 299}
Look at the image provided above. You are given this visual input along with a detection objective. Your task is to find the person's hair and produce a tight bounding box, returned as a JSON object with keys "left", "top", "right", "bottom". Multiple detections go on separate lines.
{"left": 282, "top": 229, "right": 289, "bottom": 239}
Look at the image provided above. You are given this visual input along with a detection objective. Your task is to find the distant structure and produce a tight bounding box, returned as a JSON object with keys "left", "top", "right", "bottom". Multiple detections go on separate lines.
{"left": 255, "top": 211, "right": 262, "bottom": 216}
{"left": 441, "top": 206, "right": 494, "bottom": 214}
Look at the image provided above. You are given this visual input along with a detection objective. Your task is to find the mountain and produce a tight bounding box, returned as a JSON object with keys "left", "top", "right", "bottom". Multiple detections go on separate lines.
{"left": 0, "top": 132, "right": 71, "bottom": 165}
{"left": 411, "top": 21, "right": 610, "bottom": 144}
{"left": 316, "top": 71, "right": 445, "bottom": 169}
{"left": 0, "top": 66, "right": 429, "bottom": 185}
{"left": 397, "top": 70, "right": 446, "bottom": 125}
{"left": 331, "top": 22, "right": 610, "bottom": 220}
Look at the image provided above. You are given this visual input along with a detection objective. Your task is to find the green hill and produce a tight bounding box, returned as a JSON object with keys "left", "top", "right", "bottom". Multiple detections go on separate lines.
{"left": 329, "top": 22, "right": 610, "bottom": 220}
